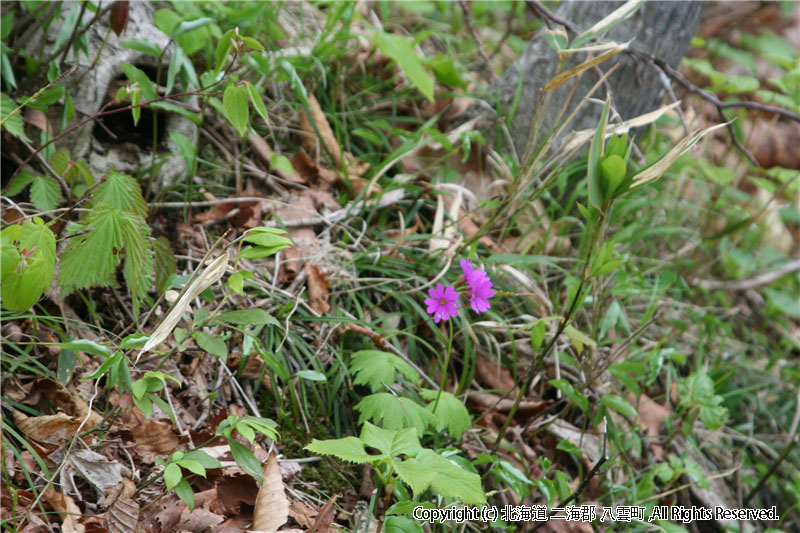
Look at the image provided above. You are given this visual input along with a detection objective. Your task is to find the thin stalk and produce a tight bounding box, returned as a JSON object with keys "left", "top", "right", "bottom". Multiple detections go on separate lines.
{"left": 433, "top": 319, "right": 454, "bottom": 412}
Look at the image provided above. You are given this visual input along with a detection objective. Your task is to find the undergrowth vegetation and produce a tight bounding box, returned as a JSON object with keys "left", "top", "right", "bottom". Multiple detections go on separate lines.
{"left": 1, "top": 1, "right": 799, "bottom": 532}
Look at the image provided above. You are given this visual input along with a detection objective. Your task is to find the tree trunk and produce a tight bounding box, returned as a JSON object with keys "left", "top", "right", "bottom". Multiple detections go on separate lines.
{"left": 462, "top": 1, "right": 705, "bottom": 156}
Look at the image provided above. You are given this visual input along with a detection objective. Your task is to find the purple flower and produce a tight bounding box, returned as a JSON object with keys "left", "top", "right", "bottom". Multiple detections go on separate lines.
{"left": 425, "top": 284, "right": 460, "bottom": 323}
{"left": 461, "top": 260, "right": 495, "bottom": 314}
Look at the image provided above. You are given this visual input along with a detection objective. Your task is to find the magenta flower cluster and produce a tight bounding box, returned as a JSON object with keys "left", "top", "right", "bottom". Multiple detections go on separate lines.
{"left": 424, "top": 260, "right": 495, "bottom": 323}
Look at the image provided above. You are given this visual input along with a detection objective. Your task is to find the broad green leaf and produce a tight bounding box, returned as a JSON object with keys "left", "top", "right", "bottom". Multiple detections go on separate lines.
{"left": 5, "top": 168, "right": 36, "bottom": 196}
{"left": 383, "top": 516, "right": 424, "bottom": 533}
{"left": 355, "top": 393, "right": 437, "bottom": 437}
{"left": 601, "top": 154, "right": 627, "bottom": 197}
{"left": 165, "top": 45, "right": 184, "bottom": 95}
{"left": 242, "top": 230, "right": 293, "bottom": 249}
{"left": 549, "top": 379, "right": 589, "bottom": 412}
{"left": 0, "top": 218, "right": 55, "bottom": 311}
{"left": 121, "top": 333, "right": 148, "bottom": 349}
{"left": 349, "top": 350, "right": 420, "bottom": 392}
{"left": 120, "top": 63, "right": 157, "bottom": 101}
{"left": 242, "top": 36, "right": 264, "bottom": 52}
{"left": 120, "top": 210, "right": 153, "bottom": 317}
{"left": 426, "top": 54, "right": 465, "bottom": 89}
{"left": 1, "top": 243, "right": 19, "bottom": 278}
{"left": 193, "top": 331, "right": 227, "bottom": 361}
{"left": 164, "top": 462, "right": 182, "bottom": 490}
{"left": 223, "top": 83, "right": 248, "bottom": 137}
{"left": 414, "top": 449, "right": 486, "bottom": 505}
{"left": 305, "top": 437, "right": 373, "bottom": 463}
{"left": 228, "top": 438, "right": 264, "bottom": 484}
{"left": 183, "top": 450, "right": 223, "bottom": 470}
{"left": 360, "top": 422, "right": 422, "bottom": 457}
{"left": 176, "top": 459, "right": 205, "bottom": 478}
{"left": 173, "top": 478, "right": 195, "bottom": 511}
{"left": 153, "top": 236, "right": 176, "bottom": 294}
{"left": 217, "top": 309, "right": 279, "bottom": 326}
{"left": 121, "top": 38, "right": 162, "bottom": 58}
{"left": 245, "top": 82, "right": 268, "bottom": 124}
{"left": 600, "top": 394, "right": 638, "bottom": 418}
{"left": 420, "top": 390, "right": 471, "bottom": 440}
{"left": 30, "top": 176, "right": 60, "bottom": 211}
{"left": 394, "top": 457, "right": 436, "bottom": 496}
{"left": 375, "top": 32, "right": 434, "bottom": 102}
{"left": 215, "top": 30, "right": 236, "bottom": 74}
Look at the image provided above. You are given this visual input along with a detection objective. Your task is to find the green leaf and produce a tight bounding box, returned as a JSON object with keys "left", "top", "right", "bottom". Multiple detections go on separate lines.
{"left": 164, "top": 462, "right": 182, "bottom": 490}
{"left": 59, "top": 340, "right": 111, "bottom": 357}
{"left": 394, "top": 458, "right": 436, "bottom": 496}
{"left": 173, "top": 478, "right": 195, "bottom": 512}
{"left": 91, "top": 170, "right": 147, "bottom": 217}
{"left": 0, "top": 219, "right": 55, "bottom": 311}
{"left": 183, "top": 450, "right": 223, "bottom": 470}
{"left": 563, "top": 325, "right": 596, "bottom": 355}
{"left": 600, "top": 394, "right": 638, "bottom": 418}
{"left": 168, "top": 130, "right": 197, "bottom": 175}
{"left": 217, "top": 309, "right": 279, "bottom": 326}
{"left": 120, "top": 211, "right": 153, "bottom": 317}
{"left": 414, "top": 449, "right": 486, "bottom": 505}
{"left": 176, "top": 459, "right": 206, "bottom": 478}
{"left": 121, "top": 333, "right": 148, "bottom": 349}
{"left": 587, "top": 97, "right": 611, "bottom": 210}
{"left": 360, "top": 422, "right": 422, "bottom": 457}
{"left": 549, "top": 379, "right": 589, "bottom": 412}
{"left": 223, "top": 83, "right": 249, "bottom": 138}
{"left": 153, "top": 236, "right": 176, "bottom": 294}
{"left": 165, "top": 45, "right": 184, "bottom": 95}
{"left": 120, "top": 63, "right": 157, "bottom": 101}
{"left": 245, "top": 82, "right": 268, "bottom": 124}
{"left": 355, "top": 393, "right": 437, "bottom": 437}
{"left": 375, "top": 32, "right": 434, "bottom": 102}
{"left": 383, "top": 516, "right": 424, "bottom": 533}
{"left": 30, "top": 176, "right": 60, "bottom": 211}
{"left": 601, "top": 154, "right": 627, "bottom": 197}
{"left": 0, "top": 93, "right": 29, "bottom": 142}
{"left": 426, "top": 54, "right": 465, "bottom": 89}
{"left": 5, "top": 168, "right": 36, "bottom": 196}
{"left": 269, "top": 153, "right": 294, "bottom": 174}
{"left": 295, "top": 370, "right": 327, "bottom": 382}
{"left": 130, "top": 89, "right": 141, "bottom": 126}
{"left": 193, "top": 331, "right": 227, "bottom": 361}
{"left": 420, "top": 390, "right": 471, "bottom": 440}
{"left": 228, "top": 438, "right": 264, "bottom": 484}
{"left": 349, "top": 350, "right": 420, "bottom": 392}
{"left": 121, "top": 38, "right": 162, "bottom": 58}
{"left": 305, "top": 437, "right": 373, "bottom": 463}
{"left": 215, "top": 29, "right": 236, "bottom": 74}
{"left": 242, "top": 36, "right": 264, "bottom": 52}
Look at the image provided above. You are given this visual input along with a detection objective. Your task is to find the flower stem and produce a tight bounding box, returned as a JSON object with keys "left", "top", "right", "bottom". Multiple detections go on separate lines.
{"left": 434, "top": 319, "right": 454, "bottom": 412}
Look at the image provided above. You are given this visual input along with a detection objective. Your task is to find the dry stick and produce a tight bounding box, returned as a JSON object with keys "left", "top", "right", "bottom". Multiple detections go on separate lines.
{"left": 39, "top": 2, "right": 115, "bottom": 72}
{"left": 459, "top": 0, "right": 494, "bottom": 81}
{"left": 58, "top": 0, "right": 89, "bottom": 69}
{"left": 696, "top": 259, "right": 800, "bottom": 292}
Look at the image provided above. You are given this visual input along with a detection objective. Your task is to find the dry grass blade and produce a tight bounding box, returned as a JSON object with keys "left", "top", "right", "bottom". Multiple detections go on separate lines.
{"left": 251, "top": 454, "right": 289, "bottom": 532}
{"left": 545, "top": 45, "right": 628, "bottom": 92}
{"left": 43, "top": 486, "right": 85, "bottom": 533}
{"left": 137, "top": 250, "right": 231, "bottom": 361}
{"left": 630, "top": 122, "right": 727, "bottom": 187}
{"left": 576, "top": 0, "right": 644, "bottom": 41}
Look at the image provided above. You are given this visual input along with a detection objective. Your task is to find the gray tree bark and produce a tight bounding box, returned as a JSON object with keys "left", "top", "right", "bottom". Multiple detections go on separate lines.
{"left": 462, "top": 1, "right": 705, "bottom": 156}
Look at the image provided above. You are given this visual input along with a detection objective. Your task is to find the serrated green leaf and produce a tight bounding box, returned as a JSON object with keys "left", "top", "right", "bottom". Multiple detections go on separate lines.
{"left": 217, "top": 309, "right": 279, "bottom": 326}
{"left": 305, "top": 437, "right": 373, "bottom": 463}
{"left": 600, "top": 394, "right": 638, "bottom": 418}
{"left": 120, "top": 63, "right": 157, "bottom": 101}
{"left": 30, "top": 176, "right": 61, "bottom": 211}
{"left": 355, "top": 393, "right": 437, "bottom": 437}
{"left": 349, "top": 350, "right": 420, "bottom": 393}
{"left": 420, "top": 390, "right": 471, "bottom": 440}
{"left": 153, "top": 236, "right": 176, "bottom": 294}
{"left": 91, "top": 171, "right": 147, "bottom": 217}
{"left": 5, "top": 168, "right": 36, "bottom": 196}
{"left": 1, "top": 218, "right": 57, "bottom": 310}
{"left": 223, "top": 84, "right": 248, "bottom": 137}
{"left": 0, "top": 93, "right": 30, "bottom": 142}
{"left": 164, "top": 462, "right": 182, "bottom": 490}
{"left": 394, "top": 457, "right": 436, "bottom": 496}
{"left": 120, "top": 210, "right": 153, "bottom": 317}
{"left": 228, "top": 438, "right": 264, "bottom": 484}
{"left": 121, "top": 38, "right": 162, "bottom": 58}
{"left": 1, "top": 243, "right": 19, "bottom": 278}
{"left": 193, "top": 330, "right": 227, "bottom": 361}
{"left": 245, "top": 82, "right": 268, "bottom": 124}
{"left": 59, "top": 205, "right": 126, "bottom": 295}
{"left": 414, "top": 449, "right": 486, "bottom": 505}
{"left": 360, "top": 422, "right": 422, "bottom": 457}
{"left": 375, "top": 33, "right": 434, "bottom": 102}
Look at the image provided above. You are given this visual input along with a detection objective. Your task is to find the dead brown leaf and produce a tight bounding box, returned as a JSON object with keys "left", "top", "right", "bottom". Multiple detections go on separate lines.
{"left": 289, "top": 499, "right": 318, "bottom": 529}
{"left": 475, "top": 355, "right": 517, "bottom": 392}
{"left": 44, "top": 487, "right": 85, "bottom": 533}
{"left": 13, "top": 411, "right": 84, "bottom": 446}
{"left": 299, "top": 93, "right": 342, "bottom": 168}
{"left": 311, "top": 494, "right": 338, "bottom": 533}
{"left": 247, "top": 132, "right": 306, "bottom": 184}
{"left": 131, "top": 418, "right": 180, "bottom": 460}
{"left": 251, "top": 454, "right": 289, "bottom": 532}
{"left": 106, "top": 483, "right": 138, "bottom": 533}
{"left": 637, "top": 394, "right": 671, "bottom": 461}
{"left": 306, "top": 263, "right": 331, "bottom": 314}
{"left": 291, "top": 150, "right": 338, "bottom": 190}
